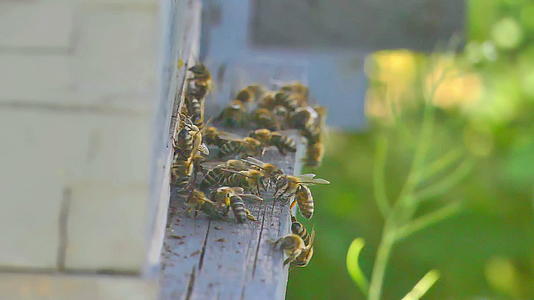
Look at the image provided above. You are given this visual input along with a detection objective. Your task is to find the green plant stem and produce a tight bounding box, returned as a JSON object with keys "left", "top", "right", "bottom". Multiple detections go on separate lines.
{"left": 374, "top": 136, "right": 390, "bottom": 218}
{"left": 368, "top": 226, "right": 395, "bottom": 300}
{"left": 414, "top": 159, "right": 475, "bottom": 201}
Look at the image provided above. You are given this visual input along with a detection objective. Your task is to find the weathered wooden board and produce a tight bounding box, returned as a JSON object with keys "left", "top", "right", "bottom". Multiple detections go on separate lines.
{"left": 159, "top": 146, "right": 301, "bottom": 300}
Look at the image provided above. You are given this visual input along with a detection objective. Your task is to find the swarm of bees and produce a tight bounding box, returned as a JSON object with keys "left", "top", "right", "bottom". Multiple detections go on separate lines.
{"left": 171, "top": 64, "right": 329, "bottom": 268}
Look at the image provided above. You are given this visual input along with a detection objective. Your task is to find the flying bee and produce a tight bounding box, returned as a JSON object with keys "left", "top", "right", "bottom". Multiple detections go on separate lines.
{"left": 250, "top": 108, "right": 279, "bottom": 131}
{"left": 218, "top": 137, "right": 264, "bottom": 158}
{"left": 211, "top": 187, "right": 262, "bottom": 223}
{"left": 305, "top": 141, "right": 324, "bottom": 168}
{"left": 274, "top": 174, "right": 330, "bottom": 200}
{"left": 273, "top": 234, "right": 306, "bottom": 265}
{"left": 186, "top": 189, "right": 223, "bottom": 219}
{"left": 235, "top": 84, "right": 264, "bottom": 104}
{"left": 216, "top": 100, "right": 248, "bottom": 127}
{"left": 249, "top": 129, "right": 296, "bottom": 155}
{"left": 187, "top": 64, "right": 212, "bottom": 99}
{"left": 292, "top": 185, "right": 314, "bottom": 219}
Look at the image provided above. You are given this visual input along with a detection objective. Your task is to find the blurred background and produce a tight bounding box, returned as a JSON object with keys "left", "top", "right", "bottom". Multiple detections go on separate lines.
{"left": 284, "top": 0, "right": 534, "bottom": 299}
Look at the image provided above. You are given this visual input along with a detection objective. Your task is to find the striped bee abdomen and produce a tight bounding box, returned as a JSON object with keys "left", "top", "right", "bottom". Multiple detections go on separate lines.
{"left": 271, "top": 133, "right": 296, "bottom": 154}
{"left": 230, "top": 195, "right": 246, "bottom": 223}
{"left": 296, "top": 185, "right": 314, "bottom": 219}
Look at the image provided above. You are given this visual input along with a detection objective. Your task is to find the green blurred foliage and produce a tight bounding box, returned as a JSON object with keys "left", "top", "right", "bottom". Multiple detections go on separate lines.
{"left": 287, "top": 1, "right": 534, "bottom": 299}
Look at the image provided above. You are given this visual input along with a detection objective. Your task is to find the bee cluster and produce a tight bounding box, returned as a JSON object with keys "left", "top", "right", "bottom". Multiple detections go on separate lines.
{"left": 171, "top": 64, "right": 329, "bottom": 267}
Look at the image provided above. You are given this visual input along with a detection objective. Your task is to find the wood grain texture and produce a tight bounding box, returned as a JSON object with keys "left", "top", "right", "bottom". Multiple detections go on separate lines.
{"left": 160, "top": 144, "right": 302, "bottom": 300}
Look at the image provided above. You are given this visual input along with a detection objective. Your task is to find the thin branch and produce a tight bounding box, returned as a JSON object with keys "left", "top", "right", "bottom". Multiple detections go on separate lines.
{"left": 414, "top": 148, "right": 463, "bottom": 183}
{"left": 394, "top": 202, "right": 462, "bottom": 241}
{"left": 374, "top": 135, "right": 391, "bottom": 218}
{"left": 414, "top": 159, "right": 475, "bottom": 201}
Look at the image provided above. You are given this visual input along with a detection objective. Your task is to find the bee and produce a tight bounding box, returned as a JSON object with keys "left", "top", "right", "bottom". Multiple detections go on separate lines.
{"left": 222, "top": 169, "right": 267, "bottom": 195}
{"left": 173, "top": 117, "right": 204, "bottom": 160}
{"left": 305, "top": 141, "right": 324, "bottom": 168}
{"left": 188, "top": 64, "right": 212, "bottom": 99}
{"left": 250, "top": 108, "right": 279, "bottom": 131}
{"left": 273, "top": 105, "right": 290, "bottom": 129}
{"left": 199, "top": 159, "right": 251, "bottom": 190}
{"left": 273, "top": 174, "right": 330, "bottom": 200}
{"left": 216, "top": 100, "right": 248, "bottom": 127}
{"left": 274, "top": 92, "right": 299, "bottom": 112}
{"left": 186, "top": 189, "right": 223, "bottom": 219}
{"left": 280, "top": 82, "right": 308, "bottom": 105}
{"left": 290, "top": 216, "right": 315, "bottom": 267}
{"left": 241, "top": 157, "right": 284, "bottom": 179}
{"left": 185, "top": 96, "right": 204, "bottom": 129}
{"left": 211, "top": 187, "right": 262, "bottom": 223}
{"left": 249, "top": 129, "right": 296, "bottom": 155}
{"left": 258, "top": 93, "right": 276, "bottom": 109}
{"left": 301, "top": 105, "right": 326, "bottom": 145}
{"left": 234, "top": 84, "right": 264, "bottom": 104}
{"left": 289, "top": 106, "right": 317, "bottom": 131}
{"left": 292, "top": 185, "right": 314, "bottom": 219}
{"left": 273, "top": 234, "right": 306, "bottom": 265}
{"left": 204, "top": 126, "right": 229, "bottom": 147}
{"left": 218, "top": 137, "right": 264, "bottom": 158}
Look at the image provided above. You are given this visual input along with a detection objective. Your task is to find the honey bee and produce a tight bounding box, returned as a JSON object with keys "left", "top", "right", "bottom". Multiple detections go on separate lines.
{"left": 186, "top": 189, "right": 223, "bottom": 219}
{"left": 273, "top": 234, "right": 306, "bottom": 265}
{"left": 289, "top": 106, "right": 317, "bottom": 131}
{"left": 257, "top": 93, "right": 276, "bottom": 109}
{"left": 185, "top": 96, "right": 204, "bottom": 129}
{"left": 234, "top": 84, "right": 264, "bottom": 104}
{"left": 249, "top": 129, "right": 296, "bottom": 155}
{"left": 174, "top": 117, "right": 203, "bottom": 160}
{"left": 292, "top": 185, "right": 314, "bottom": 219}
{"left": 273, "top": 174, "right": 330, "bottom": 200}
{"left": 274, "top": 92, "right": 299, "bottom": 112}
{"left": 211, "top": 187, "right": 262, "bottom": 223}
{"left": 240, "top": 157, "right": 284, "bottom": 179}
{"left": 291, "top": 221, "right": 315, "bottom": 267}
{"left": 199, "top": 159, "right": 250, "bottom": 190}
{"left": 222, "top": 169, "right": 267, "bottom": 195}
{"left": 273, "top": 105, "right": 290, "bottom": 129}
{"left": 216, "top": 100, "right": 248, "bottom": 127}
{"left": 250, "top": 108, "right": 279, "bottom": 131}
{"left": 280, "top": 82, "right": 308, "bottom": 105}
{"left": 188, "top": 64, "right": 212, "bottom": 99}
{"left": 218, "top": 137, "right": 264, "bottom": 158}
{"left": 305, "top": 141, "right": 324, "bottom": 168}
{"left": 204, "top": 126, "right": 232, "bottom": 147}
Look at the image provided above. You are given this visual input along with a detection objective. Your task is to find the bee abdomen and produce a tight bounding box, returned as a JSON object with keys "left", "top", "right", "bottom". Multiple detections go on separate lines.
{"left": 230, "top": 195, "right": 246, "bottom": 223}
{"left": 175, "top": 128, "right": 194, "bottom": 160}
{"left": 271, "top": 134, "right": 296, "bottom": 154}
{"left": 219, "top": 141, "right": 243, "bottom": 157}
{"left": 188, "top": 98, "right": 203, "bottom": 128}
{"left": 296, "top": 185, "right": 314, "bottom": 219}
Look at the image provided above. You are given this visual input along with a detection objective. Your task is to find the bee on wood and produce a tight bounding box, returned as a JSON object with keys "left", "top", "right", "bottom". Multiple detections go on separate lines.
{"left": 234, "top": 84, "right": 264, "bottom": 104}
{"left": 249, "top": 129, "right": 296, "bottom": 155}
{"left": 250, "top": 108, "right": 279, "bottom": 131}
{"left": 173, "top": 117, "right": 206, "bottom": 160}
{"left": 218, "top": 137, "right": 264, "bottom": 158}
{"left": 222, "top": 169, "right": 268, "bottom": 195}
{"left": 257, "top": 93, "right": 276, "bottom": 110}
{"left": 186, "top": 189, "right": 223, "bottom": 219}
{"left": 280, "top": 82, "right": 309, "bottom": 105}
{"left": 188, "top": 64, "right": 212, "bottom": 99}
{"left": 184, "top": 95, "right": 204, "bottom": 129}
{"left": 274, "top": 92, "right": 299, "bottom": 112}
{"left": 211, "top": 187, "right": 262, "bottom": 223}
{"left": 216, "top": 100, "right": 248, "bottom": 127}
{"left": 273, "top": 174, "right": 329, "bottom": 201}
{"left": 240, "top": 157, "right": 284, "bottom": 180}
{"left": 199, "top": 159, "right": 251, "bottom": 190}
{"left": 292, "top": 185, "right": 314, "bottom": 219}
{"left": 290, "top": 217, "right": 315, "bottom": 267}
{"left": 273, "top": 234, "right": 306, "bottom": 265}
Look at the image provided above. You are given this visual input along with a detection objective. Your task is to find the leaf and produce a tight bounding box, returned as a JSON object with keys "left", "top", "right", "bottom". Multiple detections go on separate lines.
{"left": 401, "top": 270, "right": 440, "bottom": 300}
{"left": 346, "top": 238, "right": 369, "bottom": 296}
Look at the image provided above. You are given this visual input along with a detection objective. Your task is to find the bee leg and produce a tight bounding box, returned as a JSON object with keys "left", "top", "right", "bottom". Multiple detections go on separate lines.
{"left": 290, "top": 198, "right": 297, "bottom": 209}
{"left": 245, "top": 209, "right": 257, "bottom": 221}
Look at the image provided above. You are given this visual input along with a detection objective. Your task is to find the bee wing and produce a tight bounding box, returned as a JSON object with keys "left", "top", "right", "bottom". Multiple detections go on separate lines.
{"left": 198, "top": 143, "right": 209, "bottom": 156}
{"left": 218, "top": 131, "right": 245, "bottom": 141}
{"left": 241, "top": 157, "right": 266, "bottom": 167}
{"left": 238, "top": 193, "right": 264, "bottom": 202}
